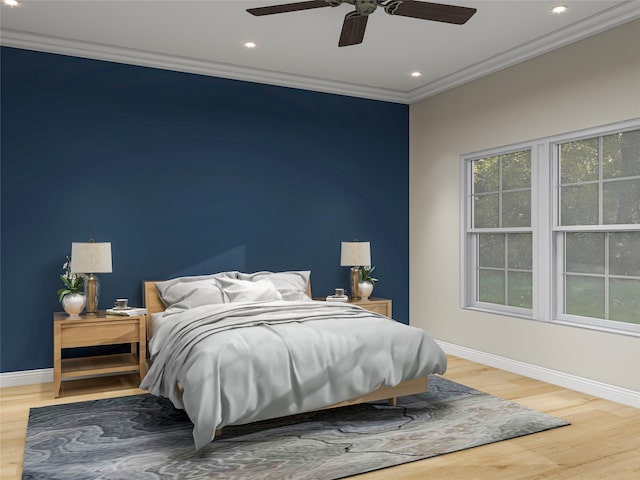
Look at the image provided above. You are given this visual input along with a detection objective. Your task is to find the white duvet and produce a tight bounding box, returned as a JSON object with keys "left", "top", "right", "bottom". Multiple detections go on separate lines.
{"left": 141, "top": 300, "right": 447, "bottom": 450}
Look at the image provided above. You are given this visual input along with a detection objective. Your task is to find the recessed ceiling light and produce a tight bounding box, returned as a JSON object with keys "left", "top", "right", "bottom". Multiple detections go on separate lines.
{"left": 411, "top": 71, "right": 422, "bottom": 78}
{"left": 3, "top": 0, "right": 20, "bottom": 7}
{"left": 244, "top": 42, "right": 257, "bottom": 49}
{"left": 551, "top": 5, "right": 568, "bottom": 14}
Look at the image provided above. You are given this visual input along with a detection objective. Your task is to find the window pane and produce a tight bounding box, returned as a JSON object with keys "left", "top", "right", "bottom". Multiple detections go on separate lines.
{"left": 502, "top": 150, "right": 531, "bottom": 190}
{"left": 478, "top": 270, "right": 505, "bottom": 305}
{"left": 603, "top": 130, "right": 640, "bottom": 179}
{"left": 565, "top": 276, "right": 605, "bottom": 319}
{"left": 566, "top": 233, "right": 605, "bottom": 274}
{"left": 610, "top": 279, "right": 640, "bottom": 324}
{"left": 479, "top": 234, "right": 504, "bottom": 268}
{"left": 560, "top": 138, "right": 599, "bottom": 184}
{"left": 508, "top": 233, "right": 532, "bottom": 269}
{"left": 560, "top": 184, "right": 599, "bottom": 226}
{"left": 603, "top": 178, "right": 640, "bottom": 224}
{"left": 473, "top": 194, "right": 499, "bottom": 228}
{"left": 508, "top": 272, "right": 532, "bottom": 309}
{"left": 610, "top": 232, "right": 640, "bottom": 277}
{"left": 502, "top": 190, "right": 531, "bottom": 227}
{"left": 473, "top": 156, "right": 499, "bottom": 193}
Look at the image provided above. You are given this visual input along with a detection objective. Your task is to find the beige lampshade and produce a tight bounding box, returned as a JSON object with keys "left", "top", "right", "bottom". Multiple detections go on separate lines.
{"left": 70, "top": 242, "right": 112, "bottom": 273}
{"left": 340, "top": 241, "right": 371, "bottom": 267}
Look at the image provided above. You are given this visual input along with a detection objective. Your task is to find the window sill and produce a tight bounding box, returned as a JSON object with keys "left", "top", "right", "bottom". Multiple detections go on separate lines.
{"left": 552, "top": 315, "right": 640, "bottom": 338}
{"left": 461, "top": 305, "right": 640, "bottom": 337}
{"left": 462, "top": 304, "right": 533, "bottom": 321}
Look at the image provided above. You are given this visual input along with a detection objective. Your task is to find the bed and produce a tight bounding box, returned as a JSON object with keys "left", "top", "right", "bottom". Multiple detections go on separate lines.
{"left": 140, "top": 271, "right": 447, "bottom": 450}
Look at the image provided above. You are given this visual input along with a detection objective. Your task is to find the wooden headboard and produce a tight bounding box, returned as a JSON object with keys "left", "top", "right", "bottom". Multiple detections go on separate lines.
{"left": 143, "top": 281, "right": 166, "bottom": 315}
{"left": 143, "top": 278, "right": 313, "bottom": 315}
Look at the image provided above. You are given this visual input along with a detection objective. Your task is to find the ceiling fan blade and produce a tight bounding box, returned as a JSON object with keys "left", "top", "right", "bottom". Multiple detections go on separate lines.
{"left": 339, "top": 12, "right": 368, "bottom": 47}
{"left": 247, "top": 0, "right": 331, "bottom": 16}
{"left": 385, "top": 0, "right": 476, "bottom": 25}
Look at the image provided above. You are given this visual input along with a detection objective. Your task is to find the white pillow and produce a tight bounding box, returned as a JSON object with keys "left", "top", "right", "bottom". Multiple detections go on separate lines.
{"left": 237, "top": 271, "right": 310, "bottom": 301}
{"left": 155, "top": 272, "right": 238, "bottom": 313}
{"left": 148, "top": 312, "right": 166, "bottom": 339}
{"left": 217, "top": 277, "right": 283, "bottom": 303}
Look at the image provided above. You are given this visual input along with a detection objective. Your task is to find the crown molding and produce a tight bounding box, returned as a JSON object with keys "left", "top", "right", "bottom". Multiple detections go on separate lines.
{"left": 407, "top": 0, "right": 640, "bottom": 103}
{"left": 1, "top": 1, "right": 638, "bottom": 105}
{"left": 0, "top": 29, "right": 410, "bottom": 104}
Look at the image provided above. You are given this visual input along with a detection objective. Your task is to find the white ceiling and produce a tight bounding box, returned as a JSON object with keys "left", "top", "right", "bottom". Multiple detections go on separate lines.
{"left": 1, "top": 0, "right": 639, "bottom": 103}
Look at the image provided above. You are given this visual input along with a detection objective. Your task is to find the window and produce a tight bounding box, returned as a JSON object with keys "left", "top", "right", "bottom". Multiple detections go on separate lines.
{"left": 464, "top": 148, "right": 533, "bottom": 316}
{"left": 461, "top": 119, "right": 639, "bottom": 336}
{"left": 554, "top": 129, "right": 640, "bottom": 332}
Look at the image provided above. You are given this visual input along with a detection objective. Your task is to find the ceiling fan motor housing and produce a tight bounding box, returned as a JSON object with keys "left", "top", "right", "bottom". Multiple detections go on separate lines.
{"left": 330, "top": 0, "right": 380, "bottom": 15}
{"left": 354, "top": 0, "right": 379, "bottom": 15}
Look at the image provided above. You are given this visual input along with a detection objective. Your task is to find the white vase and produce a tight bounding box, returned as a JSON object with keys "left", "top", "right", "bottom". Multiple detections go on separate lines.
{"left": 62, "top": 292, "right": 86, "bottom": 318}
{"left": 358, "top": 281, "right": 374, "bottom": 300}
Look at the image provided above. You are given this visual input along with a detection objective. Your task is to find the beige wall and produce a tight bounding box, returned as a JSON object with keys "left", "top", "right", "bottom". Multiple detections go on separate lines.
{"left": 410, "top": 20, "right": 640, "bottom": 391}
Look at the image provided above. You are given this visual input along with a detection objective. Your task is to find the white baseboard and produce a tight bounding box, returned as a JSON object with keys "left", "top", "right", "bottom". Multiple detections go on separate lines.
{"left": 3, "top": 345, "right": 638, "bottom": 409}
{"left": 0, "top": 368, "right": 53, "bottom": 388}
{"left": 437, "top": 340, "right": 639, "bottom": 409}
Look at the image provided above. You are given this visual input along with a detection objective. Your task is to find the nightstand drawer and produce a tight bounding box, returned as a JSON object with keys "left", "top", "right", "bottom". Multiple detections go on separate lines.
{"left": 347, "top": 298, "right": 392, "bottom": 318}
{"left": 60, "top": 320, "right": 139, "bottom": 348}
{"left": 362, "top": 303, "right": 389, "bottom": 316}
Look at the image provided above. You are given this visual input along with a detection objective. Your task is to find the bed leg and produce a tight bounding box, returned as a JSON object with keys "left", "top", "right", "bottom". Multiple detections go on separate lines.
{"left": 388, "top": 397, "right": 397, "bottom": 406}
{"left": 215, "top": 428, "right": 222, "bottom": 437}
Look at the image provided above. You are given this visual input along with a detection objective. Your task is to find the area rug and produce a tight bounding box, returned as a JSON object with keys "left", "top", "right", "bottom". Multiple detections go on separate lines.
{"left": 23, "top": 376, "right": 569, "bottom": 479}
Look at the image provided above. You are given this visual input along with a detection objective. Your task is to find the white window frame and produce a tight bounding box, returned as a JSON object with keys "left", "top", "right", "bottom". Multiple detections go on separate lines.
{"left": 460, "top": 118, "right": 640, "bottom": 337}
{"left": 550, "top": 120, "right": 640, "bottom": 336}
{"left": 460, "top": 142, "right": 536, "bottom": 320}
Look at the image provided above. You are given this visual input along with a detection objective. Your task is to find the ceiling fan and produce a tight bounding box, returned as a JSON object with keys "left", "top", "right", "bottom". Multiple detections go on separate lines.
{"left": 247, "top": 0, "right": 477, "bottom": 47}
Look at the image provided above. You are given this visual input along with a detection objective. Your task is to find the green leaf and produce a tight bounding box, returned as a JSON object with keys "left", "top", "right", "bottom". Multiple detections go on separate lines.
{"left": 359, "top": 266, "right": 379, "bottom": 283}
{"left": 57, "top": 288, "right": 72, "bottom": 303}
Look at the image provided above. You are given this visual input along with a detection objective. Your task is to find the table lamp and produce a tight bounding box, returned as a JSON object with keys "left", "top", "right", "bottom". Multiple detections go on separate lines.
{"left": 70, "top": 240, "right": 112, "bottom": 315}
{"left": 340, "top": 241, "right": 371, "bottom": 300}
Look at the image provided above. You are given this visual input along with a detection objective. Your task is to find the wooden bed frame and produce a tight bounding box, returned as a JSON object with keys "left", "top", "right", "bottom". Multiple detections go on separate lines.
{"left": 142, "top": 280, "right": 428, "bottom": 413}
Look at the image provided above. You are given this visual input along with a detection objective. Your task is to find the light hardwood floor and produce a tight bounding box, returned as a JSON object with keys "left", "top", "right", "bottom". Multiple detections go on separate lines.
{"left": 1, "top": 356, "right": 638, "bottom": 479}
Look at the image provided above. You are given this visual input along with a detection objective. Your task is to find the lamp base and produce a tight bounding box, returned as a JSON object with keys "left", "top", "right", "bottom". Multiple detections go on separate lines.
{"left": 84, "top": 273, "right": 101, "bottom": 315}
{"left": 349, "top": 266, "right": 361, "bottom": 300}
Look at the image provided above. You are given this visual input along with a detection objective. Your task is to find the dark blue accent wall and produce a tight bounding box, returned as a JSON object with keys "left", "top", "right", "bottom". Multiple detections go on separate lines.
{"left": 0, "top": 47, "right": 409, "bottom": 373}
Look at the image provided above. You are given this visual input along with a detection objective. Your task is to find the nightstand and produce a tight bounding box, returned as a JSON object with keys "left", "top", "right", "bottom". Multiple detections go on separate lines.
{"left": 349, "top": 297, "right": 392, "bottom": 318}
{"left": 53, "top": 312, "right": 147, "bottom": 398}
{"left": 315, "top": 297, "right": 393, "bottom": 317}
